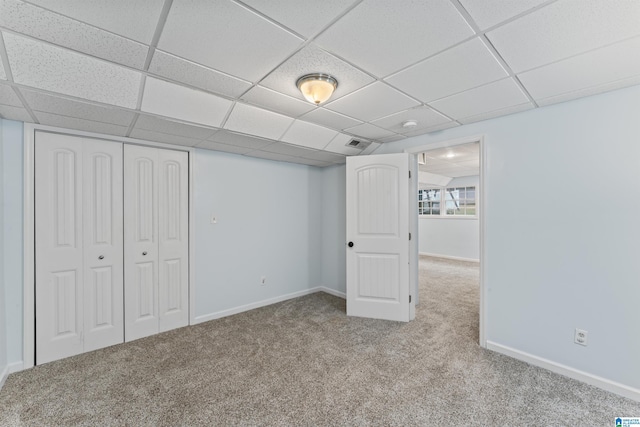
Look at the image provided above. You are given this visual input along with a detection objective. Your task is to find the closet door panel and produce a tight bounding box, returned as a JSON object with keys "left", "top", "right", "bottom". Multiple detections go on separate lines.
{"left": 124, "top": 145, "right": 160, "bottom": 341}
{"left": 158, "top": 150, "right": 189, "bottom": 332}
{"left": 35, "top": 132, "right": 85, "bottom": 364}
{"left": 83, "top": 140, "right": 124, "bottom": 352}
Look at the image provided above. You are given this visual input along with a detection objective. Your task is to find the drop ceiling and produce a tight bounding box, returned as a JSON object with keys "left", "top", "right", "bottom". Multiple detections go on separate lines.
{"left": 0, "top": 0, "right": 639, "bottom": 167}
{"left": 419, "top": 143, "right": 479, "bottom": 179}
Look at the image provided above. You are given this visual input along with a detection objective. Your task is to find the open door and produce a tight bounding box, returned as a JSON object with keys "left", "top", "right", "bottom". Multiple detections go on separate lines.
{"left": 346, "top": 153, "right": 415, "bottom": 322}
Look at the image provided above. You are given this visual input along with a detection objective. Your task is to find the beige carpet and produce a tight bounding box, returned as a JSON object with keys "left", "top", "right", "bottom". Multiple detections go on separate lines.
{"left": 1, "top": 256, "right": 638, "bottom": 425}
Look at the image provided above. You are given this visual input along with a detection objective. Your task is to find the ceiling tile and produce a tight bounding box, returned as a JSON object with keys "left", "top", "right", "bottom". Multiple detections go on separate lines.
{"left": 458, "top": 0, "right": 549, "bottom": 30}
{"left": 158, "top": 0, "right": 302, "bottom": 82}
{"left": 195, "top": 140, "right": 254, "bottom": 155}
{"left": 518, "top": 36, "right": 640, "bottom": 101}
{"left": 141, "top": 77, "right": 231, "bottom": 127}
{"left": 260, "top": 43, "right": 374, "bottom": 101}
{"left": 240, "top": 86, "right": 315, "bottom": 117}
{"left": 21, "top": 89, "right": 135, "bottom": 125}
{"left": 0, "top": 105, "right": 32, "bottom": 122}
{"left": 360, "top": 142, "right": 381, "bottom": 155}
{"left": 458, "top": 102, "right": 533, "bottom": 125}
{"left": 4, "top": 32, "right": 140, "bottom": 108}
{"left": 343, "top": 123, "right": 395, "bottom": 140}
{"left": 487, "top": 0, "right": 640, "bottom": 73}
{"left": 280, "top": 120, "right": 338, "bottom": 150}
{"left": 386, "top": 38, "right": 508, "bottom": 103}
{"left": 378, "top": 134, "right": 407, "bottom": 144}
{"left": 224, "top": 102, "right": 293, "bottom": 140}
{"left": 430, "top": 78, "right": 529, "bottom": 120}
{"left": 315, "top": 0, "right": 473, "bottom": 77}
{"left": 135, "top": 114, "right": 217, "bottom": 140}
{"left": 536, "top": 75, "right": 640, "bottom": 108}
{"left": 292, "top": 149, "right": 346, "bottom": 163}
{"left": 129, "top": 128, "right": 202, "bottom": 147}
{"left": 1, "top": 0, "right": 148, "bottom": 69}
{"left": 148, "top": 51, "right": 252, "bottom": 98}
{"left": 206, "top": 130, "right": 274, "bottom": 150}
{"left": 0, "top": 55, "right": 6, "bottom": 80}
{"left": 240, "top": 0, "right": 357, "bottom": 38}
{"left": 325, "top": 82, "right": 419, "bottom": 122}
{"left": 371, "top": 106, "right": 451, "bottom": 134}
{"left": 35, "top": 111, "right": 129, "bottom": 136}
{"left": 260, "top": 142, "right": 321, "bottom": 158}
{"left": 293, "top": 158, "right": 333, "bottom": 167}
{"left": 244, "top": 150, "right": 302, "bottom": 164}
{"left": 323, "top": 133, "right": 366, "bottom": 155}
{"left": 0, "top": 84, "right": 22, "bottom": 107}
{"left": 24, "top": 0, "right": 165, "bottom": 44}
{"left": 299, "top": 108, "right": 362, "bottom": 130}
{"left": 402, "top": 122, "right": 460, "bottom": 137}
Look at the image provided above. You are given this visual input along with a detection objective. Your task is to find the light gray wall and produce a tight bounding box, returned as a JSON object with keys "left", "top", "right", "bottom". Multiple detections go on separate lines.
{"left": 419, "top": 175, "right": 479, "bottom": 260}
{"left": 193, "top": 149, "right": 323, "bottom": 318}
{"left": 376, "top": 84, "right": 640, "bottom": 391}
{"left": 0, "top": 119, "right": 7, "bottom": 376}
{"left": 320, "top": 164, "right": 346, "bottom": 294}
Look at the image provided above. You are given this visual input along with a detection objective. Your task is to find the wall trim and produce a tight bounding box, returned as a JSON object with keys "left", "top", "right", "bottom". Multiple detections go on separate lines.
{"left": 419, "top": 252, "right": 480, "bottom": 263}
{"left": 486, "top": 341, "right": 640, "bottom": 402}
{"left": 194, "top": 287, "right": 345, "bottom": 325}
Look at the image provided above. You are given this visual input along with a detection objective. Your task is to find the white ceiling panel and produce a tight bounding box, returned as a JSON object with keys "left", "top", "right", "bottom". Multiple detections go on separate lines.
{"left": 518, "top": 36, "right": 640, "bottom": 101}
{"left": 377, "top": 134, "right": 407, "bottom": 143}
{"left": 149, "top": 51, "right": 252, "bottom": 98}
{"left": 323, "top": 133, "right": 365, "bottom": 155}
{"left": 344, "top": 123, "right": 395, "bottom": 140}
{"left": 244, "top": 150, "right": 302, "bottom": 164}
{"left": 134, "top": 114, "right": 217, "bottom": 140}
{"left": 315, "top": 0, "right": 474, "bottom": 77}
{"left": 487, "top": 0, "right": 640, "bottom": 73}
{"left": 325, "top": 82, "right": 419, "bottom": 122}
{"left": 129, "top": 128, "right": 202, "bottom": 147}
{"left": 0, "top": 54, "right": 6, "bottom": 80}
{"left": 1, "top": 0, "right": 148, "bottom": 69}
{"left": 21, "top": 90, "right": 135, "bottom": 125}
{"left": 35, "top": 111, "right": 129, "bottom": 136}
{"left": 0, "top": 105, "right": 32, "bottom": 122}
{"left": 195, "top": 139, "right": 255, "bottom": 155}
{"left": 4, "top": 32, "right": 141, "bottom": 108}
{"left": 240, "top": 0, "right": 357, "bottom": 38}
{"left": 299, "top": 108, "right": 362, "bottom": 130}
{"left": 158, "top": 0, "right": 302, "bottom": 82}
{"left": 360, "top": 142, "right": 381, "bottom": 155}
{"left": 536, "top": 76, "right": 640, "bottom": 108}
{"left": 458, "top": 0, "right": 549, "bottom": 30}
{"left": 206, "top": 130, "right": 274, "bottom": 150}
{"left": 261, "top": 142, "right": 321, "bottom": 158}
{"left": 280, "top": 120, "right": 338, "bottom": 150}
{"left": 24, "top": 0, "right": 165, "bottom": 44}
{"left": 0, "top": 84, "right": 22, "bottom": 106}
{"left": 458, "top": 102, "right": 533, "bottom": 125}
{"left": 292, "top": 158, "right": 333, "bottom": 167}
{"left": 371, "top": 106, "right": 451, "bottom": 134}
{"left": 403, "top": 122, "right": 460, "bottom": 137}
{"left": 240, "top": 85, "right": 315, "bottom": 117}
{"left": 386, "top": 38, "right": 508, "bottom": 103}
{"left": 141, "top": 77, "right": 231, "bottom": 127}
{"left": 224, "top": 102, "right": 293, "bottom": 140}
{"left": 297, "top": 149, "right": 346, "bottom": 164}
{"left": 430, "top": 78, "right": 529, "bottom": 120}
{"left": 259, "top": 43, "right": 374, "bottom": 101}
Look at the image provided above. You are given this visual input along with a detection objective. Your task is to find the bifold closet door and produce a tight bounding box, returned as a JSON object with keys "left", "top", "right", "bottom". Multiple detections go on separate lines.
{"left": 35, "top": 132, "right": 123, "bottom": 364}
{"left": 124, "top": 145, "right": 188, "bottom": 342}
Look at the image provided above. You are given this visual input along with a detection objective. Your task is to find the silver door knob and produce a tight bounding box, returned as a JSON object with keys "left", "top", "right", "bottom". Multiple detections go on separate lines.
{"left": 98, "top": 255, "right": 104, "bottom": 260}
{"left": 142, "top": 251, "right": 148, "bottom": 256}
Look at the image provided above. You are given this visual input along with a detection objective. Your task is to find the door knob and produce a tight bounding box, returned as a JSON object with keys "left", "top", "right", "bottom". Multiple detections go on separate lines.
{"left": 98, "top": 255, "right": 104, "bottom": 260}
{"left": 142, "top": 251, "right": 148, "bottom": 256}
{"left": 348, "top": 242, "right": 354, "bottom": 248}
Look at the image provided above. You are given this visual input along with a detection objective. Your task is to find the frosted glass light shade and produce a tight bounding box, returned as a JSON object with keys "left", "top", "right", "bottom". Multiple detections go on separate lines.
{"left": 296, "top": 73, "right": 338, "bottom": 105}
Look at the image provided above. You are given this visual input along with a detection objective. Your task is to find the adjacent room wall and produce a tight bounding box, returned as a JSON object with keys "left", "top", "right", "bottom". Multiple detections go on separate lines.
{"left": 376, "top": 84, "right": 640, "bottom": 392}
{"left": 320, "top": 164, "right": 346, "bottom": 295}
{"left": 419, "top": 175, "right": 479, "bottom": 261}
{"left": 0, "top": 120, "right": 7, "bottom": 382}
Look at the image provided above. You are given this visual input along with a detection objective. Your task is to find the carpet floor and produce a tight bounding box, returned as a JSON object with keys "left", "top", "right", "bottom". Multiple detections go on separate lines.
{"left": 1, "top": 256, "right": 638, "bottom": 426}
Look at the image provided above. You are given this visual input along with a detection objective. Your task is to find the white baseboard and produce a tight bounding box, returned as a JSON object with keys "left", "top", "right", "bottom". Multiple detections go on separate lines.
{"left": 419, "top": 252, "right": 479, "bottom": 263}
{"left": 193, "top": 287, "right": 344, "bottom": 325}
{"left": 487, "top": 341, "right": 640, "bottom": 402}
{"left": 317, "top": 286, "right": 346, "bottom": 299}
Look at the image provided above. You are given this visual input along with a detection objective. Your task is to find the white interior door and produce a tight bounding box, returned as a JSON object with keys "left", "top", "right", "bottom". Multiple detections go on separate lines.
{"left": 35, "top": 132, "right": 124, "bottom": 364}
{"left": 346, "top": 153, "right": 414, "bottom": 322}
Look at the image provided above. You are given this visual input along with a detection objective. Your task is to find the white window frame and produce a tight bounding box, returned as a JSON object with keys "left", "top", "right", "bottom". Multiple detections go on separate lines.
{"left": 419, "top": 184, "right": 478, "bottom": 219}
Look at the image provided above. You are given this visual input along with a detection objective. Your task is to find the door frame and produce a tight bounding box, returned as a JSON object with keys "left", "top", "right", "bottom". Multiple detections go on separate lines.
{"left": 22, "top": 122, "right": 197, "bottom": 369}
{"left": 404, "top": 134, "right": 487, "bottom": 347}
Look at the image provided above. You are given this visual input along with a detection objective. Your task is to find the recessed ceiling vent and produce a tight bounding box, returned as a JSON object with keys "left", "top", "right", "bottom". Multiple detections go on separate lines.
{"left": 346, "top": 138, "right": 371, "bottom": 150}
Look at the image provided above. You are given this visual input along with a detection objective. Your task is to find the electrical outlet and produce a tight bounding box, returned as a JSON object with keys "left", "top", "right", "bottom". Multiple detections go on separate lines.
{"left": 260, "top": 276, "right": 266, "bottom": 286}
{"left": 574, "top": 328, "right": 588, "bottom": 346}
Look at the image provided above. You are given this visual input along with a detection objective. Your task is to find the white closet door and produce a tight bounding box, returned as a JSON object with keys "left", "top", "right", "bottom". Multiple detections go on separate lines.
{"left": 35, "top": 132, "right": 85, "bottom": 364}
{"left": 158, "top": 149, "right": 189, "bottom": 332}
{"left": 124, "top": 145, "right": 160, "bottom": 341}
{"left": 83, "top": 140, "right": 124, "bottom": 352}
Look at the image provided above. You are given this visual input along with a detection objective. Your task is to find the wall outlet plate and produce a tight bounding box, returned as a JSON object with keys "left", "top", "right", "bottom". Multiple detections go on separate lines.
{"left": 574, "top": 328, "right": 588, "bottom": 346}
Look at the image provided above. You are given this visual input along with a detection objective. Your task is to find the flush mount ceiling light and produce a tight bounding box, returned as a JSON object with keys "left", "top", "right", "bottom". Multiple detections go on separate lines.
{"left": 296, "top": 73, "right": 338, "bottom": 105}
{"left": 402, "top": 120, "right": 418, "bottom": 128}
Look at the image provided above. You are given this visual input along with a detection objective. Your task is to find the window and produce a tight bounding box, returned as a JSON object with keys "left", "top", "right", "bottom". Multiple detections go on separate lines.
{"left": 419, "top": 186, "right": 476, "bottom": 217}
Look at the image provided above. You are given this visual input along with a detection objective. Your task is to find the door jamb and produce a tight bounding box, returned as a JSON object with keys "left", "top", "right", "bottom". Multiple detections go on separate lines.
{"left": 404, "top": 135, "right": 487, "bottom": 347}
